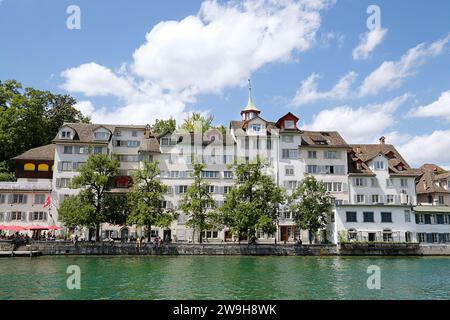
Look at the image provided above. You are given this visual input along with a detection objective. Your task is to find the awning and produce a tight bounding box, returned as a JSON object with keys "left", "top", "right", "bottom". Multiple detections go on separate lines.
{"left": 0, "top": 225, "right": 27, "bottom": 231}
{"left": 26, "top": 226, "right": 49, "bottom": 231}
{"left": 48, "top": 226, "right": 64, "bottom": 231}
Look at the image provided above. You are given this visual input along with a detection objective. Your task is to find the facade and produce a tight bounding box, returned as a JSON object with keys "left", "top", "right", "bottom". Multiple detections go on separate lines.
{"left": 0, "top": 144, "right": 56, "bottom": 235}
{"left": 3, "top": 92, "right": 450, "bottom": 244}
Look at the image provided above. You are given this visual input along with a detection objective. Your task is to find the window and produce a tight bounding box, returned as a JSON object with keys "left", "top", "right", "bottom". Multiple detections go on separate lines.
{"left": 308, "top": 151, "right": 317, "bottom": 159}
{"left": 207, "top": 186, "right": 216, "bottom": 193}
{"left": 324, "top": 151, "right": 340, "bottom": 159}
{"left": 62, "top": 146, "right": 73, "bottom": 154}
{"left": 61, "top": 131, "right": 71, "bottom": 139}
{"left": 132, "top": 131, "right": 138, "bottom": 137}
{"left": 94, "top": 147, "right": 104, "bottom": 154}
{"left": 374, "top": 161, "right": 384, "bottom": 170}
{"left": 224, "top": 171, "right": 233, "bottom": 179}
{"left": 436, "top": 214, "right": 444, "bottom": 224}
{"left": 400, "top": 179, "right": 408, "bottom": 188}
{"left": 24, "top": 163, "right": 35, "bottom": 171}
{"left": 346, "top": 212, "right": 357, "bottom": 222}
{"left": 386, "top": 195, "right": 394, "bottom": 204}
{"left": 386, "top": 179, "right": 394, "bottom": 188}
{"left": 438, "top": 196, "right": 445, "bottom": 205}
{"left": 363, "top": 212, "right": 374, "bottom": 223}
{"left": 355, "top": 178, "right": 367, "bottom": 187}
{"left": 266, "top": 139, "right": 272, "bottom": 150}
{"left": 72, "top": 162, "right": 86, "bottom": 171}
{"left": 285, "top": 120, "right": 295, "bottom": 129}
{"left": 115, "top": 130, "right": 122, "bottom": 137}
{"left": 224, "top": 186, "right": 232, "bottom": 194}
{"left": 306, "top": 165, "right": 317, "bottom": 174}
{"left": 0, "top": 195, "right": 5, "bottom": 204}
{"left": 161, "top": 137, "right": 176, "bottom": 146}
{"left": 177, "top": 186, "right": 188, "bottom": 194}
{"left": 324, "top": 182, "right": 333, "bottom": 192}
{"left": 282, "top": 135, "right": 294, "bottom": 143}
{"left": 59, "top": 162, "right": 72, "bottom": 172}
{"left": 94, "top": 132, "right": 109, "bottom": 140}
{"left": 38, "top": 164, "right": 49, "bottom": 172}
{"left": 333, "top": 182, "right": 342, "bottom": 192}
{"left": 424, "top": 214, "right": 432, "bottom": 224}
{"left": 381, "top": 212, "right": 392, "bottom": 223}
{"left": 285, "top": 167, "right": 294, "bottom": 176}
{"left": 34, "top": 195, "right": 46, "bottom": 205}
{"left": 371, "top": 178, "right": 378, "bottom": 187}
{"left": 12, "top": 194, "right": 27, "bottom": 204}
{"left": 75, "top": 146, "right": 90, "bottom": 154}
{"left": 56, "top": 178, "right": 71, "bottom": 188}
{"left": 251, "top": 124, "right": 262, "bottom": 132}
{"left": 11, "top": 212, "right": 23, "bottom": 221}
{"left": 284, "top": 181, "right": 297, "bottom": 190}
{"left": 405, "top": 210, "right": 411, "bottom": 223}
{"left": 202, "top": 171, "right": 219, "bottom": 179}
{"left": 33, "top": 212, "right": 46, "bottom": 221}
{"left": 356, "top": 194, "right": 365, "bottom": 203}
{"left": 127, "top": 141, "right": 140, "bottom": 148}
{"left": 282, "top": 149, "right": 298, "bottom": 159}
{"left": 117, "top": 155, "right": 139, "bottom": 162}
{"left": 372, "top": 195, "right": 380, "bottom": 204}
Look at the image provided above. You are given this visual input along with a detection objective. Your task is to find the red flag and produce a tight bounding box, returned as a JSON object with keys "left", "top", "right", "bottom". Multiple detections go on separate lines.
{"left": 43, "top": 196, "right": 51, "bottom": 208}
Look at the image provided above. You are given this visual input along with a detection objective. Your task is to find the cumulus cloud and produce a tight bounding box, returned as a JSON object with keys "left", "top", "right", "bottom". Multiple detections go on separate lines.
{"left": 352, "top": 28, "right": 387, "bottom": 60}
{"left": 303, "top": 94, "right": 411, "bottom": 143}
{"left": 358, "top": 33, "right": 450, "bottom": 97}
{"left": 408, "top": 90, "right": 450, "bottom": 121}
{"left": 61, "top": 0, "right": 331, "bottom": 124}
{"left": 320, "top": 31, "right": 345, "bottom": 48}
{"left": 398, "top": 130, "right": 450, "bottom": 167}
{"left": 292, "top": 71, "right": 358, "bottom": 106}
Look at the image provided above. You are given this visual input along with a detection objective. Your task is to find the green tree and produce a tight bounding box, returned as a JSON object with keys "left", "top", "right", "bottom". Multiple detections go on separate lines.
{"left": 219, "top": 158, "right": 285, "bottom": 244}
{"left": 58, "top": 154, "right": 120, "bottom": 240}
{"left": 151, "top": 118, "right": 176, "bottom": 135}
{"left": 127, "top": 161, "right": 177, "bottom": 241}
{"left": 179, "top": 163, "right": 216, "bottom": 243}
{"left": 0, "top": 161, "right": 15, "bottom": 181}
{"left": 288, "top": 175, "right": 332, "bottom": 244}
{"left": 180, "top": 112, "right": 214, "bottom": 133}
{"left": 0, "top": 80, "right": 89, "bottom": 172}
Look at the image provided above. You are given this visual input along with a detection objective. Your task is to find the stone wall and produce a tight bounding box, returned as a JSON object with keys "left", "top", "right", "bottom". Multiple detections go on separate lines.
{"left": 20, "top": 241, "right": 338, "bottom": 256}
{"left": 338, "top": 243, "right": 421, "bottom": 256}
{"left": 418, "top": 245, "right": 450, "bottom": 256}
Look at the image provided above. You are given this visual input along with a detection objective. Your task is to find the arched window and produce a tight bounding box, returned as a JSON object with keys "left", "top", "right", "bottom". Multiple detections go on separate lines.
{"left": 38, "top": 164, "right": 49, "bottom": 172}
{"left": 348, "top": 228, "right": 357, "bottom": 241}
{"left": 24, "top": 163, "right": 35, "bottom": 171}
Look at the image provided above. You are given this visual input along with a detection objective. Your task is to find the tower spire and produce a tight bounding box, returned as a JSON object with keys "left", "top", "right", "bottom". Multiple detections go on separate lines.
{"left": 241, "top": 78, "right": 261, "bottom": 120}
{"left": 247, "top": 78, "right": 255, "bottom": 109}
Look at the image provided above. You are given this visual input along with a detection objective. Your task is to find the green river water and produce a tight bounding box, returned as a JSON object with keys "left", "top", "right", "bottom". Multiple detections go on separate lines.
{"left": 0, "top": 256, "right": 449, "bottom": 300}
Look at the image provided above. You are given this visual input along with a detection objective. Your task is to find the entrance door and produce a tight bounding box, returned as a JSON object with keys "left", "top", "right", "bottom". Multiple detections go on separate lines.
{"left": 120, "top": 228, "right": 129, "bottom": 242}
{"left": 224, "top": 231, "right": 232, "bottom": 242}
{"left": 280, "top": 227, "right": 288, "bottom": 242}
{"left": 368, "top": 233, "right": 375, "bottom": 242}
{"left": 405, "top": 232, "right": 411, "bottom": 243}
{"left": 163, "top": 230, "right": 171, "bottom": 242}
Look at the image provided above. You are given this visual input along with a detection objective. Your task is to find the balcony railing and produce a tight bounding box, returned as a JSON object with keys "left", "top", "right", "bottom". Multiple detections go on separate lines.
{"left": 0, "top": 181, "right": 52, "bottom": 191}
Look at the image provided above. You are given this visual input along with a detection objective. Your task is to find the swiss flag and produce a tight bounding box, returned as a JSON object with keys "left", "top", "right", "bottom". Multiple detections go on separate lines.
{"left": 43, "top": 196, "right": 51, "bottom": 208}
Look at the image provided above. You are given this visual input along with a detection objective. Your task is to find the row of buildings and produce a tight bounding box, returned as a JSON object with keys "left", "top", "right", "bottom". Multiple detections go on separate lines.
{"left": 1, "top": 93, "right": 450, "bottom": 244}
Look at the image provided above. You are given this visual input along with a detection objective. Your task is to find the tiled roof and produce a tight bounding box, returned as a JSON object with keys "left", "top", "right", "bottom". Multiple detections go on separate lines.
{"left": 300, "top": 131, "right": 349, "bottom": 148}
{"left": 416, "top": 164, "right": 450, "bottom": 194}
{"left": 13, "top": 144, "right": 56, "bottom": 161}
{"left": 139, "top": 137, "right": 161, "bottom": 153}
{"left": 53, "top": 123, "right": 147, "bottom": 143}
{"left": 348, "top": 144, "right": 420, "bottom": 177}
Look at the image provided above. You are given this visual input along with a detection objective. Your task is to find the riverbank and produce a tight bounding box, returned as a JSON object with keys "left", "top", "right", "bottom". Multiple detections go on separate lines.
{"left": 2, "top": 240, "right": 450, "bottom": 256}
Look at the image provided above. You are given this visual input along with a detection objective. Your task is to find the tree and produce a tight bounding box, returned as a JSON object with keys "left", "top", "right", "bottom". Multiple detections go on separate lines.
{"left": 288, "top": 175, "right": 332, "bottom": 244}
{"left": 58, "top": 154, "right": 120, "bottom": 240}
{"left": 180, "top": 112, "right": 214, "bottom": 133}
{"left": 219, "top": 158, "right": 285, "bottom": 244}
{"left": 179, "top": 163, "right": 217, "bottom": 243}
{"left": 151, "top": 118, "right": 176, "bottom": 135}
{"left": 0, "top": 79, "right": 89, "bottom": 172}
{"left": 127, "top": 161, "right": 177, "bottom": 241}
{"left": 0, "top": 161, "right": 15, "bottom": 181}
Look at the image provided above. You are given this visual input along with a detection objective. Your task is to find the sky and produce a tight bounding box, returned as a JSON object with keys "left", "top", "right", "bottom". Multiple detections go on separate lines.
{"left": 1, "top": 0, "right": 450, "bottom": 168}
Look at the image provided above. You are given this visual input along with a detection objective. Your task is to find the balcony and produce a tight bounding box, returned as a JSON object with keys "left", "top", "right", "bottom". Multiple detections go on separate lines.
{"left": 0, "top": 181, "right": 52, "bottom": 191}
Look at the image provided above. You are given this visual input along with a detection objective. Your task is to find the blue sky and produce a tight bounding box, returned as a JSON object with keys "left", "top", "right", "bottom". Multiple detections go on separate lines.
{"left": 1, "top": 0, "right": 450, "bottom": 167}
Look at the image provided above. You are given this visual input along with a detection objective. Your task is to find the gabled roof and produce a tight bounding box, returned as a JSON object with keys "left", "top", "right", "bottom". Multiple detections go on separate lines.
{"left": 416, "top": 163, "right": 450, "bottom": 194}
{"left": 348, "top": 144, "right": 420, "bottom": 176}
{"left": 13, "top": 144, "right": 56, "bottom": 161}
{"left": 300, "top": 131, "right": 349, "bottom": 148}
{"left": 229, "top": 116, "right": 278, "bottom": 133}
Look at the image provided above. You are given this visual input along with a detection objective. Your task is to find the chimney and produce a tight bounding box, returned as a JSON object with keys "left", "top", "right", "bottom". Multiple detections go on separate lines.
{"left": 144, "top": 124, "right": 151, "bottom": 139}
{"left": 379, "top": 136, "right": 386, "bottom": 145}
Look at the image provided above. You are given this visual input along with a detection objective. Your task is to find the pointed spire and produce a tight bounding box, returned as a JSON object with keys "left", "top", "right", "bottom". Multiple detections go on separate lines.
{"left": 243, "top": 78, "right": 259, "bottom": 112}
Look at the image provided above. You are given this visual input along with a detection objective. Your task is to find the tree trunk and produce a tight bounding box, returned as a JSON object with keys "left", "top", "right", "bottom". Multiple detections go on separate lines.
{"left": 96, "top": 224, "right": 100, "bottom": 242}
{"left": 309, "top": 229, "right": 312, "bottom": 244}
{"left": 147, "top": 224, "right": 152, "bottom": 242}
{"left": 199, "top": 230, "right": 203, "bottom": 244}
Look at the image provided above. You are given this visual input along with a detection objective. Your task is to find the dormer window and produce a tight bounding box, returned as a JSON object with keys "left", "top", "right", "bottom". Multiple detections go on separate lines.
{"left": 374, "top": 161, "right": 384, "bottom": 170}
{"left": 94, "top": 132, "right": 109, "bottom": 140}
{"left": 61, "top": 131, "right": 71, "bottom": 139}
{"left": 356, "top": 162, "right": 362, "bottom": 170}
{"left": 285, "top": 120, "right": 295, "bottom": 129}
{"left": 251, "top": 124, "right": 262, "bottom": 132}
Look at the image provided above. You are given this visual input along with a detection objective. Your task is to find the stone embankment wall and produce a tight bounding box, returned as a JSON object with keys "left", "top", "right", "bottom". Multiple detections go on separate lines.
{"left": 4, "top": 241, "right": 450, "bottom": 256}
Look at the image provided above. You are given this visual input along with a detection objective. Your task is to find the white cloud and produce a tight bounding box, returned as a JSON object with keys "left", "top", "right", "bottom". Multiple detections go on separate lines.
{"left": 320, "top": 31, "right": 345, "bottom": 48}
{"left": 303, "top": 94, "right": 410, "bottom": 143}
{"left": 408, "top": 90, "right": 450, "bottom": 121}
{"left": 61, "top": 0, "right": 331, "bottom": 124}
{"left": 398, "top": 130, "right": 450, "bottom": 167}
{"left": 358, "top": 33, "right": 450, "bottom": 97}
{"left": 352, "top": 28, "right": 387, "bottom": 60}
{"left": 292, "top": 71, "right": 358, "bottom": 106}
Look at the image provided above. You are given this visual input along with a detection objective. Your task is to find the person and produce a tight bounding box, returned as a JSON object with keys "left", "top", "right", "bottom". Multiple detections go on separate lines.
{"left": 136, "top": 236, "right": 141, "bottom": 249}
{"left": 296, "top": 238, "right": 302, "bottom": 246}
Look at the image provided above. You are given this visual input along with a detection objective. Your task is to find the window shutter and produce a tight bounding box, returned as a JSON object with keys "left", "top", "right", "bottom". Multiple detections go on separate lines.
{"left": 6, "top": 212, "right": 11, "bottom": 221}
{"left": 43, "top": 212, "right": 47, "bottom": 221}
{"left": 29, "top": 212, "right": 34, "bottom": 221}
{"left": 219, "top": 186, "right": 224, "bottom": 194}
{"left": 365, "top": 195, "right": 370, "bottom": 204}
{"left": 56, "top": 179, "right": 61, "bottom": 188}
{"left": 175, "top": 186, "right": 179, "bottom": 194}
{"left": 342, "top": 183, "right": 348, "bottom": 192}
{"left": 57, "top": 162, "right": 62, "bottom": 171}
{"left": 23, "top": 195, "right": 28, "bottom": 204}
{"left": 21, "top": 212, "right": 27, "bottom": 221}
{"left": 353, "top": 195, "right": 358, "bottom": 203}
